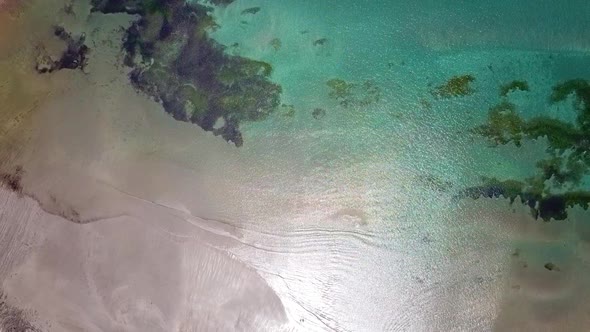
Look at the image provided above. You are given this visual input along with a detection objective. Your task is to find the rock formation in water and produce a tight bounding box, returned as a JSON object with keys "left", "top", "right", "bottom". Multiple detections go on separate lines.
{"left": 461, "top": 78, "right": 590, "bottom": 221}
{"left": 241, "top": 6, "right": 260, "bottom": 15}
{"left": 432, "top": 74, "right": 476, "bottom": 99}
{"left": 35, "top": 25, "right": 89, "bottom": 73}
{"left": 91, "top": 0, "right": 281, "bottom": 146}
{"left": 499, "top": 80, "right": 530, "bottom": 97}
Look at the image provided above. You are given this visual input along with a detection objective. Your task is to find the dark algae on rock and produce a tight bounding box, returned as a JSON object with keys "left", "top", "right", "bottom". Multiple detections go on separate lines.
{"left": 240, "top": 6, "right": 260, "bottom": 15}
{"left": 499, "top": 80, "right": 530, "bottom": 97}
{"left": 269, "top": 37, "right": 281, "bottom": 51}
{"left": 432, "top": 74, "right": 476, "bottom": 98}
{"left": 92, "top": 0, "right": 282, "bottom": 146}
{"left": 312, "top": 108, "right": 326, "bottom": 120}
{"left": 53, "top": 26, "right": 89, "bottom": 71}
{"left": 463, "top": 78, "right": 590, "bottom": 221}
{"left": 35, "top": 26, "right": 89, "bottom": 73}
{"left": 544, "top": 262, "right": 560, "bottom": 271}
{"left": 473, "top": 101, "right": 525, "bottom": 146}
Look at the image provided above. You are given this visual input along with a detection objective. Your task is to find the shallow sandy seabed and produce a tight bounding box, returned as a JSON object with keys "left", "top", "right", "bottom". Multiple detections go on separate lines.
{"left": 1, "top": 0, "right": 590, "bottom": 331}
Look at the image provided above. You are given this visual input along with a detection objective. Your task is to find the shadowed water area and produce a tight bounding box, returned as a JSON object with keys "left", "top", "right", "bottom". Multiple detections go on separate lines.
{"left": 1, "top": 0, "right": 590, "bottom": 331}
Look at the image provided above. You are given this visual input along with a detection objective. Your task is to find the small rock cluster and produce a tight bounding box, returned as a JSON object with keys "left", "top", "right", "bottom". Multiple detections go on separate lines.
{"left": 35, "top": 26, "right": 89, "bottom": 74}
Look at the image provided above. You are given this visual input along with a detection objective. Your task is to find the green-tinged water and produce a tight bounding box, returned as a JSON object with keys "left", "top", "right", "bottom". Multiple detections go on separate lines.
{"left": 207, "top": 0, "right": 590, "bottom": 220}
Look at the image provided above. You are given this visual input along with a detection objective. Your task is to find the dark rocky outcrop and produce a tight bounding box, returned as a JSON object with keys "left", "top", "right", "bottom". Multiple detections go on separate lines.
{"left": 432, "top": 74, "right": 476, "bottom": 99}
{"left": 462, "top": 77, "right": 590, "bottom": 221}
{"left": 457, "top": 177, "right": 590, "bottom": 221}
{"left": 92, "top": 0, "right": 281, "bottom": 146}
{"left": 35, "top": 26, "right": 89, "bottom": 73}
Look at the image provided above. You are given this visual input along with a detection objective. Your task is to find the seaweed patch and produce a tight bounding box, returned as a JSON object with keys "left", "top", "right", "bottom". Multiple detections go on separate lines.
{"left": 241, "top": 6, "right": 260, "bottom": 15}
{"left": 500, "top": 80, "right": 529, "bottom": 97}
{"left": 462, "top": 78, "right": 590, "bottom": 221}
{"left": 269, "top": 38, "right": 281, "bottom": 51}
{"left": 432, "top": 74, "right": 476, "bottom": 99}
{"left": 35, "top": 26, "right": 89, "bottom": 74}
{"left": 92, "top": 0, "right": 282, "bottom": 146}
{"left": 326, "top": 78, "right": 381, "bottom": 108}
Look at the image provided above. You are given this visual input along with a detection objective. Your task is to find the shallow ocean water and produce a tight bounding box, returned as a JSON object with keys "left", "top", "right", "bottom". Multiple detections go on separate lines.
{"left": 0, "top": 0, "right": 590, "bottom": 331}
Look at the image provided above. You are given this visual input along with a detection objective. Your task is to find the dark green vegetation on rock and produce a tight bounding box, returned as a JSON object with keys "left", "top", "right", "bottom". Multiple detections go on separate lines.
{"left": 432, "top": 74, "right": 476, "bottom": 98}
{"left": 326, "top": 78, "right": 381, "bottom": 108}
{"left": 462, "top": 79, "right": 590, "bottom": 221}
{"left": 500, "top": 80, "right": 530, "bottom": 97}
{"left": 544, "top": 262, "right": 560, "bottom": 271}
{"left": 35, "top": 26, "right": 89, "bottom": 73}
{"left": 91, "top": 0, "right": 281, "bottom": 146}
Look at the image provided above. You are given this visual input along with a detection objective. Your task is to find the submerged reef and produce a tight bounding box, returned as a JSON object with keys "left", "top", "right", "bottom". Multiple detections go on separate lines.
{"left": 91, "top": 0, "right": 281, "bottom": 146}
{"left": 241, "top": 6, "right": 260, "bottom": 15}
{"left": 463, "top": 79, "right": 590, "bottom": 221}
{"left": 432, "top": 74, "right": 476, "bottom": 99}
{"left": 312, "top": 108, "right": 326, "bottom": 119}
{"left": 326, "top": 78, "right": 381, "bottom": 108}
{"left": 500, "top": 80, "right": 530, "bottom": 97}
{"left": 269, "top": 38, "right": 282, "bottom": 51}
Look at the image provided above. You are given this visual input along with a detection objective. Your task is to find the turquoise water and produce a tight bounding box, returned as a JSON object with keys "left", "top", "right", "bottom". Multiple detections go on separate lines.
{"left": 206, "top": 0, "right": 590, "bottom": 194}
